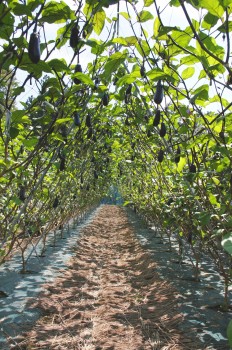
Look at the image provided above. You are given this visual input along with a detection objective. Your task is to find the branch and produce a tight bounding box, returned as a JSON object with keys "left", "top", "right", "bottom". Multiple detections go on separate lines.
{"left": 179, "top": 0, "right": 231, "bottom": 74}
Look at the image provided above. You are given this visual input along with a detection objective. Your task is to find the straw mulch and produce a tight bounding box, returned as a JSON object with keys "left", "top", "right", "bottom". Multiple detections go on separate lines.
{"left": 12, "top": 205, "right": 208, "bottom": 349}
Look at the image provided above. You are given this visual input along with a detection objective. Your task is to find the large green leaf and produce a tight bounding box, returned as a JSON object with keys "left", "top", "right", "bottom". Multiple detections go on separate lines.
{"left": 41, "top": 1, "right": 76, "bottom": 23}
{"left": 23, "top": 137, "right": 38, "bottom": 148}
{"left": 144, "top": 0, "right": 153, "bottom": 6}
{"left": 137, "top": 10, "right": 154, "bottom": 22}
{"left": 202, "top": 12, "right": 219, "bottom": 30}
{"left": 222, "top": 233, "right": 232, "bottom": 255}
{"left": 147, "top": 68, "right": 172, "bottom": 81}
{"left": 190, "top": 84, "right": 209, "bottom": 103}
{"left": 181, "top": 67, "right": 195, "bottom": 79}
{"left": 48, "top": 59, "right": 70, "bottom": 73}
{"left": 0, "top": 4, "right": 14, "bottom": 40}
{"left": 199, "top": 0, "right": 224, "bottom": 17}
{"left": 27, "top": 0, "right": 44, "bottom": 12}
{"left": 72, "top": 72, "right": 94, "bottom": 87}
{"left": 117, "top": 71, "right": 140, "bottom": 86}
{"left": 103, "top": 52, "right": 127, "bottom": 79}
{"left": 93, "top": 9, "right": 106, "bottom": 35}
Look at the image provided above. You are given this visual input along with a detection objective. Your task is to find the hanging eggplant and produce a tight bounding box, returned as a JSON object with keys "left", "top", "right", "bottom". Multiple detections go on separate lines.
{"left": 126, "top": 84, "right": 132, "bottom": 95}
{"left": 158, "top": 149, "right": 164, "bottom": 163}
{"left": 28, "top": 31, "right": 40, "bottom": 64}
{"left": 86, "top": 114, "right": 91, "bottom": 128}
{"left": 189, "top": 163, "right": 196, "bottom": 173}
{"left": 53, "top": 197, "right": 59, "bottom": 208}
{"left": 87, "top": 127, "right": 93, "bottom": 139}
{"left": 174, "top": 146, "right": 181, "bottom": 164}
{"left": 102, "top": 92, "right": 109, "bottom": 106}
{"left": 70, "top": 23, "right": 80, "bottom": 48}
{"left": 19, "top": 186, "right": 26, "bottom": 201}
{"left": 74, "top": 63, "right": 82, "bottom": 84}
{"left": 74, "top": 112, "right": 81, "bottom": 126}
{"left": 154, "top": 80, "right": 164, "bottom": 105}
{"left": 59, "top": 157, "right": 65, "bottom": 171}
{"left": 153, "top": 109, "right": 161, "bottom": 127}
{"left": 140, "top": 65, "right": 145, "bottom": 77}
{"left": 159, "top": 122, "right": 166, "bottom": 137}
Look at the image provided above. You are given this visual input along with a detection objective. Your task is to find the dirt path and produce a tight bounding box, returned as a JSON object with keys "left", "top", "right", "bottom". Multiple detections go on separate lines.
{"left": 13, "top": 205, "right": 207, "bottom": 349}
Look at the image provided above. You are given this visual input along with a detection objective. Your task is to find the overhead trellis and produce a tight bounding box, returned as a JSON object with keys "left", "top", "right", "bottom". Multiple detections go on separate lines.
{"left": 0, "top": 0, "right": 232, "bottom": 318}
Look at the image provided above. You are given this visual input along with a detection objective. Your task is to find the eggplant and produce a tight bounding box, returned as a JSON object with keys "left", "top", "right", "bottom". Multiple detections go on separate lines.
{"left": 126, "top": 84, "right": 132, "bottom": 95}
{"left": 59, "top": 157, "right": 65, "bottom": 171}
{"left": 28, "top": 31, "right": 40, "bottom": 64}
{"left": 19, "top": 186, "right": 26, "bottom": 201}
{"left": 53, "top": 197, "right": 59, "bottom": 208}
{"left": 189, "top": 163, "right": 196, "bottom": 173}
{"left": 140, "top": 65, "right": 145, "bottom": 77}
{"left": 154, "top": 80, "right": 164, "bottom": 105}
{"left": 158, "top": 149, "right": 164, "bottom": 163}
{"left": 174, "top": 146, "right": 181, "bottom": 164}
{"left": 102, "top": 92, "right": 109, "bottom": 106}
{"left": 159, "top": 122, "right": 166, "bottom": 138}
{"left": 86, "top": 114, "right": 91, "bottom": 128}
{"left": 74, "top": 63, "right": 82, "bottom": 84}
{"left": 153, "top": 109, "right": 161, "bottom": 127}
{"left": 70, "top": 24, "right": 79, "bottom": 48}
{"left": 74, "top": 112, "right": 81, "bottom": 126}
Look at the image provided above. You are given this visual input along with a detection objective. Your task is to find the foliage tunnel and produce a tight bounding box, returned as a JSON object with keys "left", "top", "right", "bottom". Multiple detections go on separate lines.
{"left": 0, "top": 0, "right": 232, "bottom": 310}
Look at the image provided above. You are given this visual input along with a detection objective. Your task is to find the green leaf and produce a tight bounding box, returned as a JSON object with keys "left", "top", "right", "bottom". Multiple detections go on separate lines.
{"left": 182, "top": 67, "right": 195, "bottom": 79}
{"left": 9, "top": 127, "right": 19, "bottom": 139}
{"left": 117, "top": 71, "right": 140, "bottom": 86}
{"left": 198, "top": 0, "right": 224, "bottom": 17}
{"left": 198, "top": 69, "right": 207, "bottom": 80}
{"left": 86, "top": 39, "right": 105, "bottom": 55}
{"left": 172, "top": 29, "right": 192, "bottom": 47}
{"left": 190, "top": 84, "right": 209, "bottom": 103}
{"left": 153, "top": 16, "right": 161, "bottom": 37}
{"left": 227, "top": 319, "right": 232, "bottom": 346}
{"left": 222, "top": 233, "right": 232, "bottom": 255}
{"left": 137, "top": 10, "right": 154, "bottom": 22}
{"left": 135, "top": 39, "right": 150, "bottom": 56}
{"left": 180, "top": 55, "right": 199, "bottom": 66}
{"left": 41, "top": 1, "right": 76, "bottom": 24}
{"left": 208, "top": 193, "right": 220, "bottom": 207}
{"left": 48, "top": 58, "right": 69, "bottom": 73}
{"left": 72, "top": 72, "right": 94, "bottom": 87}
{"left": 119, "top": 12, "right": 130, "bottom": 20}
{"left": 195, "top": 212, "right": 211, "bottom": 226}
{"left": 221, "top": 0, "right": 232, "bottom": 6}
{"left": 202, "top": 12, "right": 219, "bottom": 30}
{"left": 20, "top": 54, "right": 52, "bottom": 76}
{"left": 23, "top": 137, "right": 38, "bottom": 148}
{"left": 11, "top": 196, "right": 22, "bottom": 206}
{"left": 55, "top": 118, "right": 72, "bottom": 125}
{"left": 170, "top": 0, "right": 181, "bottom": 6}
{"left": 93, "top": 9, "right": 106, "bottom": 35}
{"left": 12, "top": 36, "right": 28, "bottom": 49}
{"left": 123, "top": 36, "right": 138, "bottom": 45}
{"left": 27, "top": 0, "right": 44, "bottom": 12}
{"left": 12, "top": 86, "right": 25, "bottom": 99}
{"left": 12, "top": 110, "right": 28, "bottom": 123}
{"left": 0, "top": 4, "right": 14, "bottom": 40}
{"left": 11, "top": 2, "right": 32, "bottom": 16}
{"left": 144, "top": 0, "right": 153, "bottom": 6}
{"left": 103, "top": 52, "right": 127, "bottom": 79}
{"left": 217, "top": 21, "right": 232, "bottom": 33}
{"left": 147, "top": 68, "right": 172, "bottom": 81}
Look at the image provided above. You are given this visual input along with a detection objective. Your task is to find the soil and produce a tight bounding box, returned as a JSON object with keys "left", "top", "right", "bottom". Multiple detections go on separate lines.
{"left": 1, "top": 205, "right": 231, "bottom": 349}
